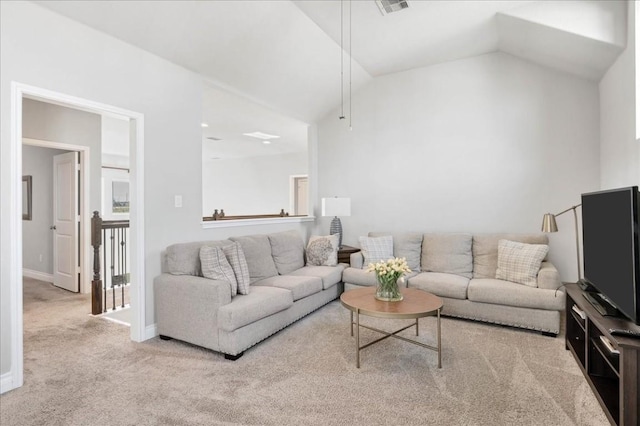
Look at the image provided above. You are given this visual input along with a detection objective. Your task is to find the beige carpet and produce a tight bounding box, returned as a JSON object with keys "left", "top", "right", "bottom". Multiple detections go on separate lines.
{"left": 1, "top": 278, "right": 609, "bottom": 425}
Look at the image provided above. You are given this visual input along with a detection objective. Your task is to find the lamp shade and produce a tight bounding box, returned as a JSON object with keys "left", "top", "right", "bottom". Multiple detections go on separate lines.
{"left": 321, "top": 197, "right": 351, "bottom": 217}
{"left": 541, "top": 213, "right": 558, "bottom": 233}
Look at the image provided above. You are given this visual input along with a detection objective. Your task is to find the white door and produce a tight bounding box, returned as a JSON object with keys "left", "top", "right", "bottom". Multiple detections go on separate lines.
{"left": 53, "top": 152, "right": 79, "bottom": 292}
{"left": 295, "top": 177, "right": 308, "bottom": 216}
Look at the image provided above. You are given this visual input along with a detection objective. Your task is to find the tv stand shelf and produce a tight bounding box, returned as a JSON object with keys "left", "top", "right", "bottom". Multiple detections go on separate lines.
{"left": 565, "top": 284, "right": 640, "bottom": 425}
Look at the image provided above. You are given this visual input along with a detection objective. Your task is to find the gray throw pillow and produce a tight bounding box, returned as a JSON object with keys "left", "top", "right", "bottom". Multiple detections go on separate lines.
{"left": 306, "top": 235, "right": 339, "bottom": 266}
{"left": 495, "top": 239, "right": 549, "bottom": 287}
{"left": 359, "top": 235, "right": 394, "bottom": 268}
{"left": 222, "top": 242, "right": 251, "bottom": 295}
{"left": 200, "top": 245, "right": 238, "bottom": 296}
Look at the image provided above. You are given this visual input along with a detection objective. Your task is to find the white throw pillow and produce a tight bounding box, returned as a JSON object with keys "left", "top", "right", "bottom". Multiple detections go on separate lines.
{"left": 495, "top": 239, "right": 549, "bottom": 287}
{"left": 306, "top": 235, "right": 339, "bottom": 266}
{"left": 222, "top": 242, "right": 251, "bottom": 295}
{"left": 359, "top": 235, "right": 394, "bottom": 269}
{"left": 200, "top": 246, "right": 238, "bottom": 296}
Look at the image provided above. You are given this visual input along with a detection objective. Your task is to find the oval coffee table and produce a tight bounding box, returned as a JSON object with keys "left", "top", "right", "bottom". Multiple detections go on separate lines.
{"left": 340, "top": 286, "right": 443, "bottom": 368}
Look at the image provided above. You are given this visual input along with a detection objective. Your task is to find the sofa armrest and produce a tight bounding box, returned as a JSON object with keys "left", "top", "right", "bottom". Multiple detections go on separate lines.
{"left": 154, "top": 273, "right": 232, "bottom": 350}
{"left": 537, "top": 261, "right": 562, "bottom": 291}
{"left": 350, "top": 252, "right": 364, "bottom": 269}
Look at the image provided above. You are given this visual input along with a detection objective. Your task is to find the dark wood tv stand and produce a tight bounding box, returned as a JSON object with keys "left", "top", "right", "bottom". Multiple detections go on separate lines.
{"left": 565, "top": 283, "right": 640, "bottom": 425}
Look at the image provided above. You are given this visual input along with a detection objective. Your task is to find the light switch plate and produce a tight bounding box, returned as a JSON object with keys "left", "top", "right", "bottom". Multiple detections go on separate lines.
{"left": 174, "top": 195, "right": 182, "bottom": 208}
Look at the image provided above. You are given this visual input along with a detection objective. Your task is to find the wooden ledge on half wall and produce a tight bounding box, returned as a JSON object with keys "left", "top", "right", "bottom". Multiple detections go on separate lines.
{"left": 203, "top": 209, "right": 306, "bottom": 221}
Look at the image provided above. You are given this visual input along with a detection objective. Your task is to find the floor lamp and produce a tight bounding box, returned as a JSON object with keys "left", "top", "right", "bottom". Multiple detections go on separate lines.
{"left": 541, "top": 204, "right": 582, "bottom": 282}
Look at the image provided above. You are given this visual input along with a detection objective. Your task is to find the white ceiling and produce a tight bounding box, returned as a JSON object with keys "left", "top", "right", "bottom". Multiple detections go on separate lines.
{"left": 294, "top": 0, "right": 532, "bottom": 77}
{"left": 201, "top": 83, "right": 308, "bottom": 161}
{"left": 35, "top": 0, "right": 627, "bottom": 151}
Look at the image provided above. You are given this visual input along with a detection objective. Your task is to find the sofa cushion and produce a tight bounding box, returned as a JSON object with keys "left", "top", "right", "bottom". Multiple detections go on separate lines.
{"left": 306, "top": 235, "right": 339, "bottom": 266}
{"left": 268, "top": 230, "right": 305, "bottom": 275}
{"left": 468, "top": 278, "right": 564, "bottom": 311}
{"left": 200, "top": 246, "right": 238, "bottom": 296}
{"left": 217, "top": 286, "right": 293, "bottom": 332}
{"left": 230, "top": 235, "right": 278, "bottom": 284}
{"left": 289, "top": 265, "right": 346, "bottom": 290}
{"left": 473, "top": 234, "right": 548, "bottom": 279}
{"left": 253, "top": 275, "right": 322, "bottom": 301}
{"left": 369, "top": 232, "right": 423, "bottom": 272}
{"left": 421, "top": 233, "right": 473, "bottom": 278}
{"left": 408, "top": 272, "right": 470, "bottom": 300}
{"left": 166, "top": 239, "right": 232, "bottom": 276}
{"left": 222, "top": 242, "right": 251, "bottom": 295}
{"left": 496, "top": 240, "right": 549, "bottom": 287}
{"left": 342, "top": 267, "right": 377, "bottom": 287}
{"left": 342, "top": 267, "right": 417, "bottom": 287}
{"left": 359, "top": 235, "right": 394, "bottom": 267}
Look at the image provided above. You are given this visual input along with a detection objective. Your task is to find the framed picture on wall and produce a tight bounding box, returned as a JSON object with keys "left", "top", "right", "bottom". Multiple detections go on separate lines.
{"left": 22, "top": 175, "right": 32, "bottom": 221}
{"left": 102, "top": 167, "right": 130, "bottom": 220}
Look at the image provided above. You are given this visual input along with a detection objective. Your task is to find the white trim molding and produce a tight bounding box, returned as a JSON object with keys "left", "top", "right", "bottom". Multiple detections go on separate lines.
{"left": 22, "top": 269, "right": 54, "bottom": 283}
{"left": 0, "top": 372, "right": 15, "bottom": 394}
{"left": 23, "top": 137, "right": 91, "bottom": 294}
{"left": 144, "top": 324, "right": 158, "bottom": 340}
{"left": 201, "top": 215, "right": 315, "bottom": 229}
{"left": 4, "top": 81, "right": 146, "bottom": 395}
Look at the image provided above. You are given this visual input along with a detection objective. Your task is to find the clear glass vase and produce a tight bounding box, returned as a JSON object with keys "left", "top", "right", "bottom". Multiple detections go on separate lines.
{"left": 375, "top": 274, "right": 403, "bottom": 302}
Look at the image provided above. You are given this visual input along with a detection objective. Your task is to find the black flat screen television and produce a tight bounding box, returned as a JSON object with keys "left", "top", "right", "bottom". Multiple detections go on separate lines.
{"left": 581, "top": 186, "right": 640, "bottom": 325}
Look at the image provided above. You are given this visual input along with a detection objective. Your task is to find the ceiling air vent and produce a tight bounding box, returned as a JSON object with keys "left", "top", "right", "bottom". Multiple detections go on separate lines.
{"left": 376, "top": 0, "right": 409, "bottom": 15}
{"left": 206, "top": 136, "right": 222, "bottom": 141}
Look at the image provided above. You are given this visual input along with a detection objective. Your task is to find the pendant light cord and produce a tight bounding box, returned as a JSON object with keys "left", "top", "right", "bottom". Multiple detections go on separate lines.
{"left": 339, "top": 0, "right": 344, "bottom": 120}
{"left": 349, "top": 0, "right": 352, "bottom": 130}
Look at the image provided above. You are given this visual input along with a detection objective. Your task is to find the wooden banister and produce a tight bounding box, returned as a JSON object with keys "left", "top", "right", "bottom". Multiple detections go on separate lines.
{"left": 91, "top": 211, "right": 103, "bottom": 315}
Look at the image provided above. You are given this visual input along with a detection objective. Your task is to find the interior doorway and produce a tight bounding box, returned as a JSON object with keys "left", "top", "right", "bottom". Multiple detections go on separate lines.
{"left": 290, "top": 175, "right": 309, "bottom": 216}
{"left": 22, "top": 139, "right": 89, "bottom": 293}
{"left": 5, "top": 82, "right": 146, "bottom": 394}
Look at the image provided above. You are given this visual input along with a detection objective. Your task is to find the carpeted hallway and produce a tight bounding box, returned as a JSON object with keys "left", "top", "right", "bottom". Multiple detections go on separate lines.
{"left": 1, "top": 278, "right": 609, "bottom": 425}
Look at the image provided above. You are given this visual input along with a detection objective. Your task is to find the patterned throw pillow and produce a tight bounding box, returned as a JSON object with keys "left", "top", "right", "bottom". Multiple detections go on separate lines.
{"left": 200, "top": 246, "right": 238, "bottom": 296}
{"left": 306, "top": 235, "right": 339, "bottom": 266}
{"left": 495, "top": 239, "right": 549, "bottom": 287}
{"left": 359, "top": 235, "right": 394, "bottom": 269}
{"left": 222, "top": 242, "right": 251, "bottom": 295}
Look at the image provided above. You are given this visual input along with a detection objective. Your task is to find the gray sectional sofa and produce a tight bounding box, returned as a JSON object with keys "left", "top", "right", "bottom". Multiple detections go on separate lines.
{"left": 154, "top": 231, "right": 344, "bottom": 359}
{"left": 343, "top": 232, "right": 565, "bottom": 335}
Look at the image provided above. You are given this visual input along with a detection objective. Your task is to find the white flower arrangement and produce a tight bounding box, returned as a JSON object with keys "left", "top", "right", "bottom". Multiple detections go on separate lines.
{"left": 367, "top": 257, "right": 411, "bottom": 301}
{"left": 366, "top": 257, "right": 411, "bottom": 280}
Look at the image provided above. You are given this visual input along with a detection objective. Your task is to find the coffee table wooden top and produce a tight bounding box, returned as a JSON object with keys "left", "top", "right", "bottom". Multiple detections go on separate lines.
{"left": 340, "top": 287, "right": 443, "bottom": 320}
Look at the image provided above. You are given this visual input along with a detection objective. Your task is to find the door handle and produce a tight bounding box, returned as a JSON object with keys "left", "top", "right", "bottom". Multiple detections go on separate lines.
{"left": 50, "top": 225, "right": 56, "bottom": 230}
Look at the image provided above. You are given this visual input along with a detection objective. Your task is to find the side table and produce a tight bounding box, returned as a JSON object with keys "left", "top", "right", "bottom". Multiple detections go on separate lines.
{"left": 338, "top": 245, "right": 360, "bottom": 266}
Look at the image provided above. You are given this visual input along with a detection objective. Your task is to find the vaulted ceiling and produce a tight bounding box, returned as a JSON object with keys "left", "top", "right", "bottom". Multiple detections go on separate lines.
{"left": 34, "top": 1, "right": 627, "bottom": 158}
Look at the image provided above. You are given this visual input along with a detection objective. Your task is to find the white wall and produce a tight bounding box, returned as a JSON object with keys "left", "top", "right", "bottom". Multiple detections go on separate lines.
{"left": 22, "top": 146, "right": 69, "bottom": 276}
{"left": 600, "top": 1, "right": 639, "bottom": 188}
{"left": 202, "top": 152, "right": 307, "bottom": 216}
{"left": 0, "top": 2, "right": 312, "bottom": 378}
{"left": 316, "top": 52, "right": 601, "bottom": 282}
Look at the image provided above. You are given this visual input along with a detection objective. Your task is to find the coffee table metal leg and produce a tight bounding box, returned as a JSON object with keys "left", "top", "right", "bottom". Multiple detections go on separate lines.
{"left": 437, "top": 308, "right": 442, "bottom": 368}
{"left": 416, "top": 318, "right": 419, "bottom": 336}
{"left": 356, "top": 308, "right": 360, "bottom": 368}
{"left": 350, "top": 311, "right": 353, "bottom": 337}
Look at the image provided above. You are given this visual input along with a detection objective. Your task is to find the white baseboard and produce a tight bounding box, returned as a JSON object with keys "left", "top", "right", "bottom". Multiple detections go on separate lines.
{"left": 144, "top": 323, "right": 158, "bottom": 340}
{"left": 23, "top": 269, "right": 53, "bottom": 283}
{"left": 0, "top": 371, "right": 17, "bottom": 394}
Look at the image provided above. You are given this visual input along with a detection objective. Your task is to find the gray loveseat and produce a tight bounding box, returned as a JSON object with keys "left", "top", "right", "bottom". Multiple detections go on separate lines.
{"left": 154, "top": 230, "right": 344, "bottom": 359}
{"left": 343, "top": 232, "right": 565, "bottom": 335}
